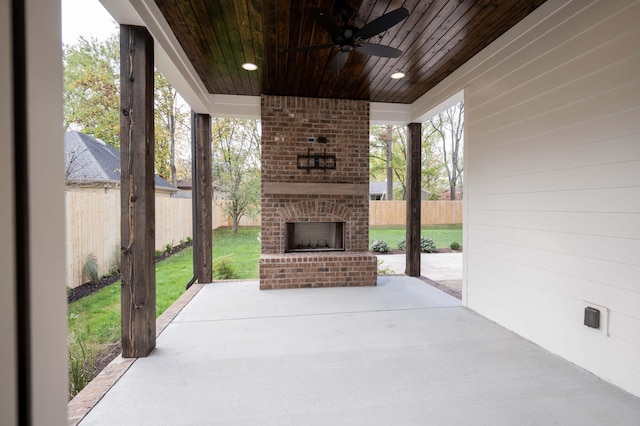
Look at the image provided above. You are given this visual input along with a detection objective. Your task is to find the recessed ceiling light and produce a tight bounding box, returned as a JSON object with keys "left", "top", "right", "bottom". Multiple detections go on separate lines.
{"left": 242, "top": 63, "right": 258, "bottom": 71}
{"left": 390, "top": 72, "right": 405, "bottom": 80}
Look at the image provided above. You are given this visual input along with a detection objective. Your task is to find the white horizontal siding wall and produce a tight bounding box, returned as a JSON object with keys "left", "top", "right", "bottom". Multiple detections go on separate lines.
{"left": 414, "top": 0, "right": 640, "bottom": 397}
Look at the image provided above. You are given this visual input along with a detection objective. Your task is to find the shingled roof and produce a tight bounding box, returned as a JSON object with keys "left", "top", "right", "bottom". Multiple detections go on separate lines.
{"left": 64, "top": 131, "right": 176, "bottom": 191}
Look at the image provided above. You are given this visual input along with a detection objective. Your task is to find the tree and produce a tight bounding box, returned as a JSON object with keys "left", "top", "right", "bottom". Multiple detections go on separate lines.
{"left": 63, "top": 34, "right": 190, "bottom": 183}
{"left": 370, "top": 123, "right": 449, "bottom": 200}
{"left": 64, "top": 35, "right": 120, "bottom": 147}
{"left": 211, "top": 118, "right": 261, "bottom": 234}
{"left": 154, "top": 73, "right": 189, "bottom": 186}
{"left": 427, "top": 101, "right": 464, "bottom": 199}
{"left": 420, "top": 125, "right": 447, "bottom": 199}
{"left": 370, "top": 125, "right": 407, "bottom": 199}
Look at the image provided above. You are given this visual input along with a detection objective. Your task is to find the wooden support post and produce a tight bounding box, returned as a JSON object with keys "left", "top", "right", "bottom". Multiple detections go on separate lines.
{"left": 191, "top": 112, "right": 212, "bottom": 283}
{"left": 120, "top": 25, "right": 156, "bottom": 358}
{"left": 406, "top": 122, "right": 422, "bottom": 277}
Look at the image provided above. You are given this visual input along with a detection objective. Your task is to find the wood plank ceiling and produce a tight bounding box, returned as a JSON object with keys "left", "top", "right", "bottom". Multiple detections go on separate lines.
{"left": 154, "top": 0, "right": 547, "bottom": 104}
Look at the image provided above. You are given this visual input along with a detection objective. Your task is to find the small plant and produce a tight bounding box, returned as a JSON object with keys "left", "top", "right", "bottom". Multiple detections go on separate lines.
{"left": 164, "top": 243, "right": 173, "bottom": 254}
{"left": 376, "top": 259, "right": 394, "bottom": 275}
{"left": 450, "top": 241, "right": 461, "bottom": 250}
{"left": 420, "top": 236, "right": 436, "bottom": 253}
{"left": 186, "top": 236, "right": 192, "bottom": 244}
{"left": 398, "top": 239, "right": 406, "bottom": 251}
{"left": 68, "top": 335, "right": 95, "bottom": 398}
{"left": 83, "top": 254, "right": 99, "bottom": 285}
{"left": 155, "top": 249, "right": 163, "bottom": 257}
{"left": 370, "top": 240, "right": 389, "bottom": 253}
{"left": 213, "top": 255, "right": 237, "bottom": 280}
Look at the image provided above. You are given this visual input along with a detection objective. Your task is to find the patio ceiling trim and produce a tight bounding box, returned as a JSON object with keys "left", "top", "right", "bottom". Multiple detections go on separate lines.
{"left": 101, "top": 0, "right": 210, "bottom": 113}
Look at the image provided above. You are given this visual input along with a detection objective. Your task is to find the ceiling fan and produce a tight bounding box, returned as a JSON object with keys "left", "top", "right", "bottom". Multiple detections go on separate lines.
{"left": 284, "top": 4, "right": 410, "bottom": 73}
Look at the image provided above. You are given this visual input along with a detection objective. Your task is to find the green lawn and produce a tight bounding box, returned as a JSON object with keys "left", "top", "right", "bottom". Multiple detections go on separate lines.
{"left": 213, "top": 226, "right": 261, "bottom": 279}
{"left": 370, "top": 224, "right": 462, "bottom": 250}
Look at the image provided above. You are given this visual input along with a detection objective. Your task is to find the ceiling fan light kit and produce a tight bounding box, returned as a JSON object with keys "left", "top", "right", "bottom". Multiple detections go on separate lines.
{"left": 284, "top": 5, "right": 410, "bottom": 73}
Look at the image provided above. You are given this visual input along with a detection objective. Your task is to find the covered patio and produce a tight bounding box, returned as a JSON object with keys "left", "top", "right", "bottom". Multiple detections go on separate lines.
{"left": 2, "top": 0, "right": 639, "bottom": 424}
{"left": 76, "top": 276, "right": 640, "bottom": 425}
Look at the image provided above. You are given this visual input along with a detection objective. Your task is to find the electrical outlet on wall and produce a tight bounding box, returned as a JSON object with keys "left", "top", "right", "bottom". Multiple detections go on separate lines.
{"left": 582, "top": 301, "right": 609, "bottom": 336}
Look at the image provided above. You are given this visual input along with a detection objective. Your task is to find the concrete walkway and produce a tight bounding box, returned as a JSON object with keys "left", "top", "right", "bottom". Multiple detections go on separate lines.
{"left": 378, "top": 252, "right": 463, "bottom": 297}
{"left": 79, "top": 277, "right": 640, "bottom": 425}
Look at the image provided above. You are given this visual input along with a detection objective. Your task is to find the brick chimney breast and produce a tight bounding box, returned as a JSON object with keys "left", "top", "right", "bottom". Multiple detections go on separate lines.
{"left": 259, "top": 95, "right": 377, "bottom": 290}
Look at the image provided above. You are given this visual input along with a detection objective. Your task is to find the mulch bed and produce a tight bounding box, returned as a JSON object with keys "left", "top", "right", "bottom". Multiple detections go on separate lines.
{"left": 93, "top": 342, "right": 123, "bottom": 376}
{"left": 67, "top": 240, "right": 192, "bottom": 303}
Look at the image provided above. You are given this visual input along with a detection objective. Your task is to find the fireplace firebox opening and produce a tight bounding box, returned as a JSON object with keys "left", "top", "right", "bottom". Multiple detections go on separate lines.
{"left": 285, "top": 222, "right": 345, "bottom": 252}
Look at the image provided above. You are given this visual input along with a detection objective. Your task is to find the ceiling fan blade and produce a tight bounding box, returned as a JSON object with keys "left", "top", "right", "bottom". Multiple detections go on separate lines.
{"left": 308, "top": 7, "right": 342, "bottom": 38}
{"left": 283, "top": 44, "right": 336, "bottom": 53}
{"left": 354, "top": 7, "right": 409, "bottom": 40}
{"left": 332, "top": 51, "right": 349, "bottom": 73}
{"left": 356, "top": 42, "right": 403, "bottom": 58}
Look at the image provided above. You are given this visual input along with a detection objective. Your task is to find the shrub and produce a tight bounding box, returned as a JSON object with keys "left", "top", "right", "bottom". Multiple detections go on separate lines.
{"left": 83, "top": 254, "right": 99, "bottom": 285}
{"left": 420, "top": 236, "right": 436, "bottom": 253}
{"left": 165, "top": 243, "right": 173, "bottom": 254}
{"left": 450, "top": 241, "right": 461, "bottom": 250}
{"left": 370, "top": 240, "right": 389, "bottom": 253}
{"left": 213, "top": 255, "right": 237, "bottom": 280}
{"left": 397, "top": 237, "right": 436, "bottom": 252}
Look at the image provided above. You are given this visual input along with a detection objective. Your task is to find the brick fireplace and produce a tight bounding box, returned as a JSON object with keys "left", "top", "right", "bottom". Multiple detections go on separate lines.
{"left": 259, "top": 95, "right": 377, "bottom": 289}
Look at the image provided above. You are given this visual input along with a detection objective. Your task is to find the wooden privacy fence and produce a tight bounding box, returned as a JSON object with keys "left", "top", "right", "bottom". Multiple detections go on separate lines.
{"left": 65, "top": 188, "right": 259, "bottom": 288}
{"left": 65, "top": 189, "right": 459, "bottom": 288}
{"left": 369, "top": 200, "right": 463, "bottom": 226}
{"left": 66, "top": 187, "right": 192, "bottom": 288}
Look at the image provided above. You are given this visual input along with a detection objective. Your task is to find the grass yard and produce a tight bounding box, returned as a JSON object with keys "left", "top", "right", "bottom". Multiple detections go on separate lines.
{"left": 212, "top": 226, "right": 261, "bottom": 279}
{"left": 369, "top": 224, "right": 462, "bottom": 250}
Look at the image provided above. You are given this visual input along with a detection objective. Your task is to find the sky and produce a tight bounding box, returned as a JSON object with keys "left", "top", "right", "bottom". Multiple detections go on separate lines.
{"left": 61, "top": 0, "right": 118, "bottom": 45}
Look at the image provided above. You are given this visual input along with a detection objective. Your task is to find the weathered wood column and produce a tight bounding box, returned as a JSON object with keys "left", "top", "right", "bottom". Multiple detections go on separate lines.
{"left": 120, "top": 25, "right": 156, "bottom": 358}
{"left": 191, "top": 112, "right": 212, "bottom": 283}
{"left": 405, "top": 122, "right": 422, "bottom": 277}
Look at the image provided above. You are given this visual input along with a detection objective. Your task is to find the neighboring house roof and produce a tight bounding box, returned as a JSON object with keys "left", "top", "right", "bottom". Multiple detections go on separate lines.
{"left": 370, "top": 181, "right": 432, "bottom": 200}
{"left": 176, "top": 179, "right": 192, "bottom": 190}
{"left": 369, "top": 181, "right": 388, "bottom": 195}
{"left": 177, "top": 178, "right": 227, "bottom": 194}
{"left": 64, "top": 131, "right": 176, "bottom": 191}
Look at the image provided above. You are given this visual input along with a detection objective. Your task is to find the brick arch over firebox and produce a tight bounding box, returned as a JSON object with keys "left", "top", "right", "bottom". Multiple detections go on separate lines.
{"left": 279, "top": 200, "right": 352, "bottom": 223}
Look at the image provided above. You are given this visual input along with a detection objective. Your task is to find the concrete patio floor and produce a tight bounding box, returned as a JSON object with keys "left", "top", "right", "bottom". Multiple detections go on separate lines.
{"left": 379, "top": 252, "right": 463, "bottom": 298}
{"left": 78, "top": 276, "right": 640, "bottom": 425}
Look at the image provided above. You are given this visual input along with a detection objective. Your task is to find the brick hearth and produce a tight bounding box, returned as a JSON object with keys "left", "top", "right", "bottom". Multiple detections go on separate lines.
{"left": 260, "top": 95, "right": 377, "bottom": 289}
